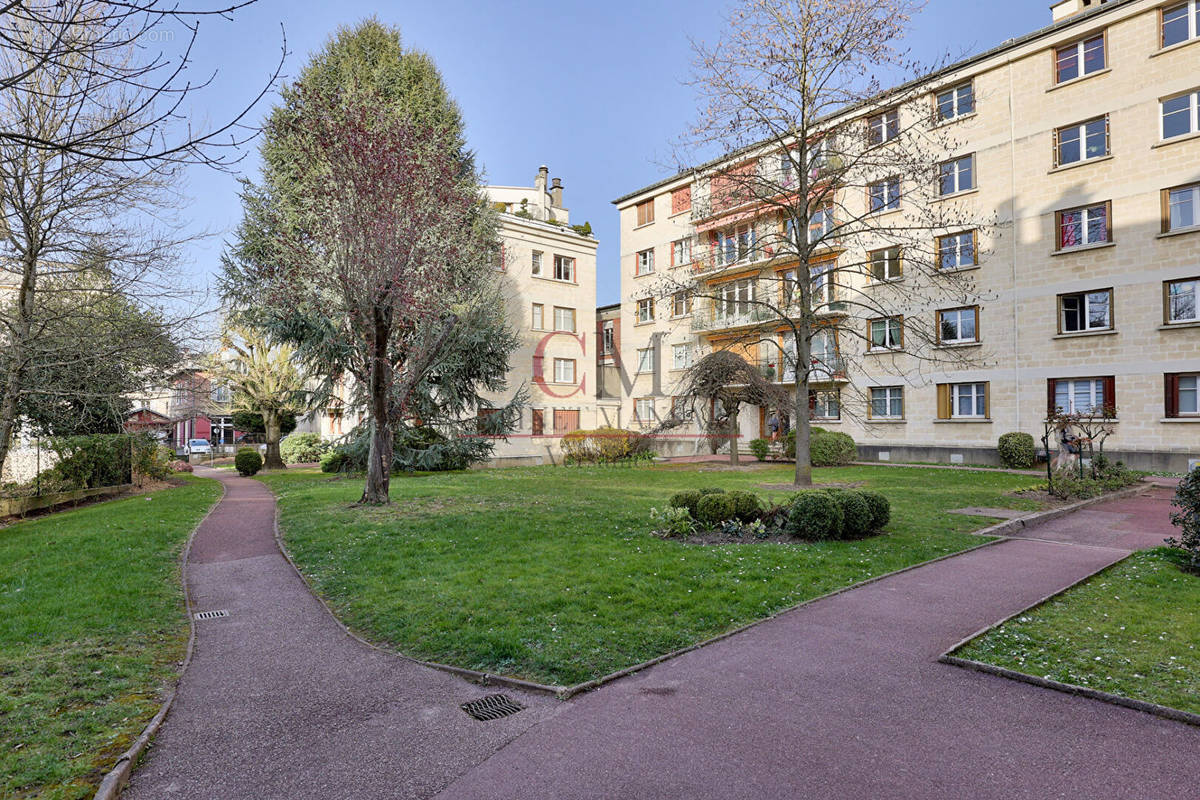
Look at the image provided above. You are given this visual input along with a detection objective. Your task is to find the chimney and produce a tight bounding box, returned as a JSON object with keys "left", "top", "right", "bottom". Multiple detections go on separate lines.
{"left": 550, "top": 177, "right": 563, "bottom": 207}
{"left": 1051, "top": 0, "right": 1106, "bottom": 22}
{"left": 535, "top": 165, "right": 548, "bottom": 195}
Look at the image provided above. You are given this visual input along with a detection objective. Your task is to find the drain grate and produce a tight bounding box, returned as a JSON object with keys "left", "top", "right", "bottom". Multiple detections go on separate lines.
{"left": 460, "top": 694, "right": 525, "bottom": 721}
{"left": 193, "top": 609, "right": 229, "bottom": 621}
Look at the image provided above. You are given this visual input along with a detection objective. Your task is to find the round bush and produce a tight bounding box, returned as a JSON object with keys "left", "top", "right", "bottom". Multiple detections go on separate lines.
{"left": 784, "top": 492, "right": 843, "bottom": 539}
{"left": 830, "top": 490, "right": 873, "bottom": 538}
{"left": 235, "top": 448, "right": 263, "bottom": 476}
{"left": 727, "top": 490, "right": 763, "bottom": 522}
{"left": 279, "top": 433, "right": 330, "bottom": 465}
{"left": 810, "top": 430, "right": 857, "bottom": 467}
{"left": 320, "top": 450, "right": 350, "bottom": 473}
{"left": 696, "top": 494, "right": 738, "bottom": 527}
{"left": 997, "top": 432, "right": 1037, "bottom": 469}
{"left": 858, "top": 490, "right": 891, "bottom": 531}
{"left": 669, "top": 490, "right": 704, "bottom": 519}
{"left": 698, "top": 487, "right": 726, "bottom": 496}
{"left": 748, "top": 438, "right": 770, "bottom": 462}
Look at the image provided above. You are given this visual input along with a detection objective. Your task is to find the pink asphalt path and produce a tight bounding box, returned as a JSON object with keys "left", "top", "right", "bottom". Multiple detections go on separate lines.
{"left": 128, "top": 472, "right": 1197, "bottom": 799}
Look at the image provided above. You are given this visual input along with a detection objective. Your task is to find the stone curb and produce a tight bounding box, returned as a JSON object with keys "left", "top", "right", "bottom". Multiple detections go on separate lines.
{"left": 92, "top": 475, "right": 227, "bottom": 800}
{"left": 966, "top": 483, "right": 1146, "bottom": 539}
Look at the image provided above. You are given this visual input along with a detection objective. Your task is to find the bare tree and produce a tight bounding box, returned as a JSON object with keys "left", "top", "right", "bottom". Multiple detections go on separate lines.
{"left": 652, "top": 0, "right": 996, "bottom": 486}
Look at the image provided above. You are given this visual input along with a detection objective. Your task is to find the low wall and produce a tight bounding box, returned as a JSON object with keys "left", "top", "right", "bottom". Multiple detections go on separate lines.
{"left": 0, "top": 484, "right": 133, "bottom": 518}
{"left": 857, "top": 443, "right": 1197, "bottom": 473}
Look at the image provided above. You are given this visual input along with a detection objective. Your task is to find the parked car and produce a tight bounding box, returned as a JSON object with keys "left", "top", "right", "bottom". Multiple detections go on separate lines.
{"left": 185, "top": 438, "right": 212, "bottom": 456}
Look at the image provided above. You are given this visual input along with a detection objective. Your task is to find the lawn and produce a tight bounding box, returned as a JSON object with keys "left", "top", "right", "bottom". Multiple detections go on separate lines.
{"left": 262, "top": 463, "right": 1044, "bottom": 687}
{"left": 0, "top": 476, "right": 221, "bottom": 800}
{"left": 955, "top": 547, "right": 1200, "bottom": 715}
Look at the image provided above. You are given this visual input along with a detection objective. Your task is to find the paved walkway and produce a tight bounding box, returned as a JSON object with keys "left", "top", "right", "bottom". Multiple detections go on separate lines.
{"left": 129, "top": 473, "right": 1197, "bottom": 799}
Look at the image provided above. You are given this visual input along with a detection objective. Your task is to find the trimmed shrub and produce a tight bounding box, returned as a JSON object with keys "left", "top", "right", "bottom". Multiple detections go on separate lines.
{"left": 562, "top": 427, "right": 648, "bottom": 464}
{"left": 669, "top": 490, "right": 704, "bottom": 519}
{"left": 1168, "top": 466, "right": 1200, "bottom": 572}
{"left": 696, "top": 493, "right": 738, "bottom": 527}
{"left": 320, "top": 450, "right": 350, "bottom": 473}
{"left": 698, "top": 487, "right": 726, "bottom": 496}
{"left": 279, "top": 433, "right": 330, "bottom": 465}
{"left": 811, "top": 430, "right": 857, "bottom": 467}
{"left": 727, "top": 490, "right": 764, "bottom": 522}
{"left": 998, "top": 432, "right": 1037, "bottom": 469}
{"left": 748, "top": 438, "right": 770, "bottom": 462}
{"left": 830, "top": 490, "right": 873, "bottom": 538}
{"left": 235, "top": 448, "right": 263, "bottom": 476}
{"left": 858, "top": 490, "right": 891, "bottom": 531}
{"left": 784, "top": 491, "right": 843, "bottom": 539}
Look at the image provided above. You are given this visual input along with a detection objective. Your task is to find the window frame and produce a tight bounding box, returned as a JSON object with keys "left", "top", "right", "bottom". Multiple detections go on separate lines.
{"left": 867, "top": 315, "right": 904, "bottom": 351}
{"left": 1163, "top": 182, "right": 1200, "bottom": 232}
{"left": 1166, "top": 373, "right": 1200, "bottom": 417}
{"left": 868, "top": 386, "right": 904, "bottom": 419}
{"left": 1161, "top": 89, "right": 1200, "bottom": 141}
{"left": 636, "top": 347, "right": 654, "bottom": 374}
{"left": 600, "top": 320, "right": 615, "bottom": 354}
{"left": 936, "top": 306, "right": 980, "bottom": 345}
{"left": 553, "top": 254, "right": 576, "bottom": 282}
{"left": 1058, "top": 288, "right": 1114, "bottom": 334}
{"left": 938, "top": 154, "right": 975, "bottom": 196}
{"left": 531, "top": 302, "right": 544, "bottom": 330}
{"left": 867, "top": 108, "right": 900, "bottom": 145}
{"left": 672, "top": 291, "right": 691, "bottom": 318}
{"left": 939, "top": 381, "right": 990, "bottom": 420}
{"left": 937, "top": 230, "right": 978, "bottom": 270}
{"left": 1161, "top": 1, "right": 1200, "bottom": 49}
{"left": 635, "top": 199, "right": 655, "bottom": 226}
{"left": 1055, "top": 201, "right": 1112, "bottom": 249}
{"left": 552, "top": 357, "right": 577, "bottom": 384}
{"left": 636, "top": 248, "right": 655, "bottom": 276}
{"left": 1054, "top": 31, "right": 1107, "bottom": 85}
{"left": 553, "top": 305, "right": 576, "bottom": 333}
{"left": 867, "top": 176, "right": 901, "bottom": 213}
{"left": 1164, "top": 277, "right": 1200, "bottom": 324}
{"left": 1048, "top": 376, "right": 1114, "bottom": 416}
{"left": 634, "top": 397, "right": 656, "bottom": 424}
{"left": 672, "top": 343, "right": 692, "bottom": 371}
{"left": 671, "top": 237, "right": 692, "bottom": 267}
{"left": 531, "top": 250, "right": 543, "bottom": 276}
{"left": 1053, "top": 115, "right": 1110, "bottom": 167}
{"left": 867, "top": 246, "right": 903, "bottom": 282}
{"left": 807, "top": 204, "right": 835, "bottom": 244}
{"left": 636, "top": 297, "right": 655, "bottom": 324}
{"left": 935, "top": 81, "right": 975, "bottom": 122}
{"left": 810, "top": 389, "right": 841, "bottom": 421}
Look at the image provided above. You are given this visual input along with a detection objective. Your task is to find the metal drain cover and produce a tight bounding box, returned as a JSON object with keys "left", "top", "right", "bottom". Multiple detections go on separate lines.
{"left": 460, "top": 694, "right": 525, "bottom": 721}
{"left": 193, "top": 609, "right": 229, "bottom": 620}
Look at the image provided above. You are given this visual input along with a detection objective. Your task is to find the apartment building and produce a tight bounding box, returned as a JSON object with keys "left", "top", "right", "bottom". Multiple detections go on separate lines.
{"left": 613, "top": 0, "right": 1200, "bottom": 471}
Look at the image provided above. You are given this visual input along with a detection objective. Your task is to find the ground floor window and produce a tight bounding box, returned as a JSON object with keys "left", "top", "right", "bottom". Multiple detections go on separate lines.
{"left": 810, "top": 389, "right": 840, "bottom": 420}
{"left": 937, "top": 382, "right": 988, "bottom": 419}
{"left": 635, "top": 398, "right": 656, "bottom": 425}
{"left": 1166, "top": 373, "right": 1199, "bottom": 417}
{"left": 1048, "top": 377, "right": 1112, "bottom": 415}
{"left": 553, "top": 409, "right": 580, "bottom": 435}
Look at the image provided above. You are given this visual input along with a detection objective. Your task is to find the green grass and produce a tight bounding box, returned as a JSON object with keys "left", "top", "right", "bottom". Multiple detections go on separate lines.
{"left": 262, "top": 463, "right": 1044, "bottom": 686}
{"left": 955, "top": 548, "right": 1200, "bottom": 715}
{"left": 0, "top": 477, "right": 221, "bottom": 800}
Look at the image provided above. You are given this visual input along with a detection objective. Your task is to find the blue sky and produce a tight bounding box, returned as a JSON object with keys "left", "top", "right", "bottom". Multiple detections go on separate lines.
{"left": 179, "top": 0, "right": 1057, "bottom": 307}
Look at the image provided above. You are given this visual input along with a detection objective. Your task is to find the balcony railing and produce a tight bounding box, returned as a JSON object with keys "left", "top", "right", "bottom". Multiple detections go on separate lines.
{"left": 690, "top": 305, "right": 777, "bottom": 332}
{"left": 755, "top": 356, "right": 848, "bottom": 383}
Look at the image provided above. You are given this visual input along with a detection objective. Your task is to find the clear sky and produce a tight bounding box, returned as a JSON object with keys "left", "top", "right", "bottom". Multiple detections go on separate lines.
{"left": 177, "top": 0, "right": 1057, "bottom": 308}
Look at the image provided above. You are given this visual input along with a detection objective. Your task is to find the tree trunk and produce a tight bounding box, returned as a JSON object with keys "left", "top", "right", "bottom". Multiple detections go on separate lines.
{"left": 728, "top": 405, "right": 740, "bottom": 466}
{"left": 792, "top": 332, "right": 813, "bottom": 487}
{"left": 0, "top": 254, "right": 38, "bottom": 478}
{"left": 361, "top": 324, "right": 392, "bottom": 504}
{"left": 262, "top": 410, "right": 286, "bottom": 470}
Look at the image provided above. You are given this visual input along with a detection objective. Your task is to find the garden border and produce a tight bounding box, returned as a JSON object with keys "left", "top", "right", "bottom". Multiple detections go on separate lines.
{"left": 965, "top": 483, "right": 1146, "bottom": 538}
{"left": 92, "top": 477, "right": 227, "bottom": 800}
{"left": 937, "top": 547, "right": 1200, "bottom": 729}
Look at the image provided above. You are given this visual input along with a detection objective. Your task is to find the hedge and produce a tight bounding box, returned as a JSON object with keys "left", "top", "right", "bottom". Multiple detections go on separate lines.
{"left": 997, "top": 432, "right": 1036, "bottom": 469}
{"left": 562, "top": 427, "right": 648, "bottom": 464}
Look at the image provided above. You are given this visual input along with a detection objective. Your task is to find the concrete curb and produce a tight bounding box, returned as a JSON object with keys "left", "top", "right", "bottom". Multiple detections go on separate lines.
{"left": 92, "top": 475, "right": 227, "bottom": 800}
{"left": 966, "top": 483, "right": 1147, "bottom": 539}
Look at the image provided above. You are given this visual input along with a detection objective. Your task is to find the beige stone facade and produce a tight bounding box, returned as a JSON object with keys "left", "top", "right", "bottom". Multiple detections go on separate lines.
{"left": 612, "top": 0, "right": 1200, "bottom": 471}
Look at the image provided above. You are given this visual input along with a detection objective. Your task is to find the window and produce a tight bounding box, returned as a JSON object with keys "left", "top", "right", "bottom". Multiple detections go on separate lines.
{"left": 553, "top": 255, "right": 575, "bottom": 282}
{"left": 531, "top": 303, "right": 544, "bottom": 330}
{"left": 717, "top": 278, "right": 755, "bottom": 318}
{"left": 1055, "top": 33, "right": 1106, "bottom": 84}
{"left": 937, "top": 306, "right": 979, "bottom": 344}
{"left": 1166, "top": 278, "right": 1198, "bottom": 323}
{"left": 476, "top": 407, "right": 501, "bottom": 436}
{"left": 811, "top": 330, "right": 840, "bottom": 379}
{"left": 531, "top": 250, "right": 543, "bottom": 276}
{"left": 636, "top": 248, "right": 655, "bottom": 276}
{"left": 635, "top": 398, "right": 656, "bottom": 424}
{"left": 937, "top": 382, "right": 989, "bottom": 419}
{"left": 938, "top": 231, "right": 977, "bottom": 269}
{"left": 210, "top": 415, "right": 234, "bottom": 445}
{"left": 868, "top": 108, "right": 899, "bottom": 145}
{"left": 869, "top": 246, "right": 902, "bottom": 281}
{"left": 1162, "top": 90, "right": 1200, "bottom": 140}
{"left": 1055, "top": 116, "right": 1108, "bottom": 166}
{"left": 672, "top": 291, "right": 691, "bottom": 317}
{"left": 211, "top": 385, "right": 231, "bottom": 404}
{"left": 636, "top": 298, "right": 654, "bottom": 324}
{"left": 553, "top": 409, "right": 580, "bottom": 435}
{"left": 936, "top": 82, "right": 974, "bottom": 121}
{"left": 672, "top": 343, "right": 692, "bottom": 370}
{"left": 780, "top": 268, "right": 798, "bottom": 306}
{"left": 600, "top": 320, "right": 615, "bottom": 353}
{"left": 1049, "top": 377, "right": 1112, "bottom": 415}
{"left": 635, "top": 199, "right": 655, "bottom": 226}
{"left": 1166, "top": 373, "right": 1200, "bottom": 417}
{"left": 671, "top": 238, "right": 692, "bottom": 266}
{"left": 553, "top": 306, "right": 576, "bottom": 332}
{"left": 1056, "top": 202, "right": 1110, "bottom": 249}
{"left": 1162, "top": 1, "right": 1199, "bottom": 48}
{"left": 1059, "top": 289, "right": 1112, "bottom": 333}
{"left": 869, "top": 386, "right": 904, "bottom": 419}
{"left": 491, "top": 245, "right": 505, "bottom": 272}
{"left": 715, "top": 225, "right": 755, "bottom": 266}
{"left": 868, "top": 176, "right": 901, "bottom": 212}
{"left": 1165, "top": 183, "right": 1200, "bottom": 231}
{"left": 810, "top": 262, "right": 837, "bottom": 307}
{"left": 810, "top": 390, "right": 840, "bottom": 420}
{"left": 671, "top": 186, "right": 691, "bottom": 215}
{"left": 636, "top": 347, "right": 654, "bottom": 373}
{"left": 938, "top": 155, "right": 974, "bottom": 196}
{"left": 808, "top": 205, "right": 834, "bottom": 244}
{"left": 531, "top": 408, "right": 544, "bottom": 436}
{"left": 868, "top": 316, "right": 903, "bottom": 350}
{"left": 553, "top": 358, "right": 576, "bottom": 384}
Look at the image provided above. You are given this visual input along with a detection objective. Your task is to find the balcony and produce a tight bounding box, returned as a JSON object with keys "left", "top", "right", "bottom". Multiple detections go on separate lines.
{"left": 755, "top": 356, "right": 848, "bottom": 384}
{"left": 690, "top": 305, "right": 777, "bottom": 333}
